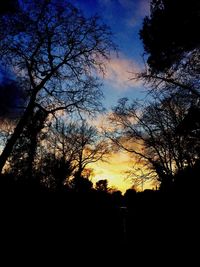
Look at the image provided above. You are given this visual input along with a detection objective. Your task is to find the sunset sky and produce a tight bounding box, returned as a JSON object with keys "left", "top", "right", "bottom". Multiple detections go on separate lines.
{"left": 68, "top": 0, "right": 151, "bottom": 192}
{"left": 0, "top": 0, "right": 152, "bottom": 193}
{"left": 69, "top": 0, "right": 150, "bottom": 107}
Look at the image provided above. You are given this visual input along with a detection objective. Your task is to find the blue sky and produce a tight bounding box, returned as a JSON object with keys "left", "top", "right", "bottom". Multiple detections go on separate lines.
{"left": 0, "top": 0, "right": 150, "bottom": 112}
{"left": 67, "top": 0, "right": 152, "bottom": 191}
{"left": 68, "top": 0, "right": 150, "bottom": 109}
{"left": 0, "top": 0, "right": 152, "bottom": 191}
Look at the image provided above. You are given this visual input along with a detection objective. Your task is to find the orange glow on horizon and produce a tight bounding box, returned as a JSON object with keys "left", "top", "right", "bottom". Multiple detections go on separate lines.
{"left": 90, "top": 150, "right": 155, "bottom": 194}
{"left": 90, "top": 151, "right": 134, "bottom": 194}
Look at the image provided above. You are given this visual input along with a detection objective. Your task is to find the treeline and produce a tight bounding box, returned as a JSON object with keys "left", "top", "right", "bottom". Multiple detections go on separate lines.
{"left": 107, "top": 0, "right": 200, "bottom": 192}
{"left": 1, "top": 175, "right": 198, "bottom": 263}
{"left": 0, "top": 1, "right": 199, "bottom": 262}
{"left": 0, "top": 0, "right": 114, "bottom": 195}
{"left": 0, "top": 0, "right": 200, "bottom": 195}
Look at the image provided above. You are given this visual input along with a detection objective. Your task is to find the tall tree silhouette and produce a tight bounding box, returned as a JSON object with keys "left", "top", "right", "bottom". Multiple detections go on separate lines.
{"left": 0, "top": 0, "right": 115, "bottom": 173}
{"left": 140, "top": 0, "right": 200, "bottom": 73}
{"left": 137, "top": 0, "right": 200, "bottom": 188}
{"left": 139, "top": 0, "right": 200, "bottom": 97}
{"left": 8, "top": 107, "right": 48, "bottom": 181}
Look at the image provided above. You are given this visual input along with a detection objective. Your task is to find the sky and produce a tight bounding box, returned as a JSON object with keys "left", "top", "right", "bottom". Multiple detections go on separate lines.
{"left": 0, "top": 0, "right": 152, "bottom": 193}
{"left": 69, "top": 0, "right": 150, "bottom": 108}
{"left": 67, "top": 0, "right": 151, "bottom": 192}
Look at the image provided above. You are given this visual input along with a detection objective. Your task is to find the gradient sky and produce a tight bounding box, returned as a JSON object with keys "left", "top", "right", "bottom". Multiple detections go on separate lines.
{"left": 0, "top": 0, "right": 151, "bottom": 192}
{"left": 69, "top": 0, "right": 150, "bottom": 108}
{"left": 67, "top": 0, "right": 151, "bottom": 192}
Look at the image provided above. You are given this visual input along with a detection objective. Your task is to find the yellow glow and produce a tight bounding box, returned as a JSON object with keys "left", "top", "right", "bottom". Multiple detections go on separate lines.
{"left": 90, "top": 149, "right": 156, "bottom": 193}
{"left": 90, "top": 151, "right": 133, "bottom": 194}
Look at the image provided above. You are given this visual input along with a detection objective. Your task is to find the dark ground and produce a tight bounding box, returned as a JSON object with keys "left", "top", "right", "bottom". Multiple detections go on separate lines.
{"left": 0, "top": 185, "right": 199, "bottom": 264}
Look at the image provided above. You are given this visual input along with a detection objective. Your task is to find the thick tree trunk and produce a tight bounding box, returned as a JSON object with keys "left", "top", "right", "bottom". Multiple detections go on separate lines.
{"left": 0, "top": 98, "right": 35, "bottom": 174}
{"left": 27, "top": 109, "right": 48, "bottom": 179}
{"left": 0, "top": 69, "right": 61, "bottom": 174}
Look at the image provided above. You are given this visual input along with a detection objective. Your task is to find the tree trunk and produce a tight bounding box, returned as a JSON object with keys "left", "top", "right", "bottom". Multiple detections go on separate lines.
{"left": 27, "top": 109, "right": 48, "bottom": 179}
{"left": 0, "top": 98, "right": 35, "bottom": 174}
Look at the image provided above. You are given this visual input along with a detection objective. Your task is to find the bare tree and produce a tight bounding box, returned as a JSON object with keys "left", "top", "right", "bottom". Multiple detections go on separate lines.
{"left": 56, "top": 119, "right": 109, "bottom": 174}
{"left": 0, "top": 0, "right": 115, "bottom": 173}
{"left": 72, "top": 120, "right": 109, "bottom": 177}
{"left": 36, "top": 118, "right": 109, "bottom": 190}
{"left": 108, "top": 91, "right": 200, "bottom": 190}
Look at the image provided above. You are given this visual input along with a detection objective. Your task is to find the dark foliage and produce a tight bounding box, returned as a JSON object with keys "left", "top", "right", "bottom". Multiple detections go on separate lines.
{"left": 0, "top": 173, "right": 199, "bottom": 263}
{"left": 0, "top": 0, "right": 199, "bottom": 262}
{"left": 140, "top": 0, "right": 200, "bottom": 73}
{"left": 95, "top": 179, "right": 109, "bottom": 192}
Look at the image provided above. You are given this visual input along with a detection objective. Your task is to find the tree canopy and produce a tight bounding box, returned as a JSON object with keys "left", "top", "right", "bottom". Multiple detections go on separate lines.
{"left": 140, "top": 0, "right": 200, "bottom": 74}
{"left": 108, "top": 90, "right": 200, "bottom": 190}
{"left": 0, "top": 0, "right": 115, "bottom": 173}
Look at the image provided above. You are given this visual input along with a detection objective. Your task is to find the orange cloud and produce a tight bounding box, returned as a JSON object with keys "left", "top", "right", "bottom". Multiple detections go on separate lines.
{"left": 104, "top": 55, "right": 141, "bottom": 91}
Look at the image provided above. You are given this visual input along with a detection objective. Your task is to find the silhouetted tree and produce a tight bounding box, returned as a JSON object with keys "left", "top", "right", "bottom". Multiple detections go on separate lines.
{"left": 110, "top": 190, "right": 123, "bottom": 207}
{"left": 134, "top": 0, "right": 200, "bottom": 191}
{"left": 139, "top": 0, "right": 200, "bottom": 97}
{"left": 35, "top": 118, "right": 80, "bottom": 189}
{"left": 108, "top": 91, "right": 200, "bottom": 190}
{"left": 6, "top": 107, "right": 48, "bottom": 186}
{"left": 95, "top": 179, "right": 109, "bottom": 192}
{"left": 71, "top": 172, "right": 93, "bottom": 193}
{"left": 173, "top": 159, "right": 200, "bottom": 193}
{"left": 35, "top": 118, "right": 109, "bottom": 191}
{"left": 124, "top": 188, "right": 136, "bottom": 207}
{"left": 0, "top": 0, "right": 115, "bottom": 173}
{"left": 35, "top": 151, "right": 73, "bottom": 191}
{"left": 66, "top": 120, "right": 109, "bottom": 190}
{"left": 140, "top": 0, "right": 200, "bottom": 73}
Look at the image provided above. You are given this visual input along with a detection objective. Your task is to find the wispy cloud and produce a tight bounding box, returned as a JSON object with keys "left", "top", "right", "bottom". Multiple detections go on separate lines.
{"left": 103, "top": 54, "right": 141, "bottom": 91}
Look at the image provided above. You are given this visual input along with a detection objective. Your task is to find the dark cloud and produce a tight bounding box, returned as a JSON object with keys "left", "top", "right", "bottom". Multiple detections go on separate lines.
{"left": 0, "top": 71, "right": 25, "bottom": 119}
